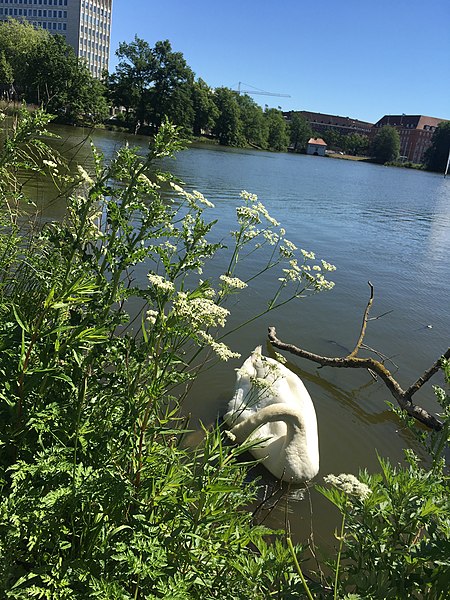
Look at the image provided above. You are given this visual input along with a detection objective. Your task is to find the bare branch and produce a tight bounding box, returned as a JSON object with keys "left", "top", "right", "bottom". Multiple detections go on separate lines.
{"left": 267, "top": 326, "right": 446, "bottom": 432}
{"left": 349, "top": 281, "right": 374, "bottom": 358}
{"left": 404, "top": 349, "right": 450, "bottom": 400}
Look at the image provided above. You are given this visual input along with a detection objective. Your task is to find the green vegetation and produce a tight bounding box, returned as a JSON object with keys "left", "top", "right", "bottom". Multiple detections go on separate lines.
{"left": 424, "top": 121, "right": 450, "bottom": 173}
{"left": 0, "top": 19, "right": 108, "bottom": 125}
{"left": 108, "top": 37, "right": 195, "bottom": 135}
{"left": 0, "top": 107, "right": 331, "bottom": 597}
{"left": 320, "top": 129, "right": 370, "bottom": 157}
{"left": 0, "top": 21, "right": 376, "bottom": 156}
{"left": 107, "top": 37, "right": 291, "bottom": 151}
{"left": 370, "top": 125, "right": 400, "bottom": 163}
{"left": 1, "top": 106, "right": 449, "bottom": 599}
{"left": 289, "top": 112, "right": 313, "bottom": 152}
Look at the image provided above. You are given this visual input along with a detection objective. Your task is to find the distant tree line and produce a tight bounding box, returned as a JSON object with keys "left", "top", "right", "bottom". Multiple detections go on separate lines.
{"left": 0, "top": 20, "right": 448, "bottom": 168}
{"left": 107, "top": 36, "right": 296, "bottom": 152}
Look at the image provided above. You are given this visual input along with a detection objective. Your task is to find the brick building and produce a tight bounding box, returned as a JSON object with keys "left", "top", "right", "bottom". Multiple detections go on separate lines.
{"left": 284, "top": 110, "right": 373, "bottom": 137}
{"left": 372, "top": 114, "right": 448, "bottom": 164}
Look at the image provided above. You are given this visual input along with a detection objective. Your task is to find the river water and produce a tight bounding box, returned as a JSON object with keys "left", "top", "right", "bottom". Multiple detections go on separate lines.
{"left": 39, "top": 126, "right": 450, "bottom": 547}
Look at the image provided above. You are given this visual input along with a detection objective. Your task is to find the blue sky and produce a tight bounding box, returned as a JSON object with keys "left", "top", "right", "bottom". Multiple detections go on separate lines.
{"left": 109, "top": 0, "right": 449, "bottom": 124}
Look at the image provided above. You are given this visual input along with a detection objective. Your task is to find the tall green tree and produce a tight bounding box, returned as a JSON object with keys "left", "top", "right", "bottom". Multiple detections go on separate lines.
{"left": 191, "top": 78, "right": 219, "bottom": 136}
{"left": 27, "top": 34, "right": 108, "bottom": 124}
{"left": 424, "top": 121, "right": 450, "bottom": 172}
{"left": 343, "top": 133, "right": 369, "bottom": 156}
{"left": 289, "top": 112, "right": 312, "bottom": 152}
{"left": 371, "top": 125, "right": 400, "bottom": 163}
{"left": 147, "top": 40, "right": 194, "bottom": 132}
{"left": 0, "top": 21, "right": 108, "bottom": 123}
{"left": 109, "top": 37, "right": 194, "bottom": 133}
{"left": 236, "top": 94, "right": 268, "bottom": 148}
{"left": 109, "top": 36, "right": 157, "bottom": 128}
{"left": 0, "top": 19, "right": 47, "bottom": 96}
{"left": 265, "top": 108, "right": 289, "bottom": 151}
{"left": 0, "top": 50, "right": 13, "bottom": 93}
{"left": 212, "top": 87, "right": 244, "bottom": 146}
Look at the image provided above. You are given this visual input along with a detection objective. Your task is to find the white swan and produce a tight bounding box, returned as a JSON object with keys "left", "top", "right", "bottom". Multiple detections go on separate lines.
{"left": 224, "top": 346, "right": 319, "bottom": 483}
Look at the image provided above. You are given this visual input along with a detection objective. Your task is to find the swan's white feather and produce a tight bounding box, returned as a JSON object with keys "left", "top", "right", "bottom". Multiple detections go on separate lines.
{"left": 224, "top": 346, "right": 319, "bottom": 482}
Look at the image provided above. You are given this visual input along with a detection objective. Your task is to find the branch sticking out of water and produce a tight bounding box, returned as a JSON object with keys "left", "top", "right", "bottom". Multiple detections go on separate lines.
{"left": 267, "top": 284, "right": 449, "bottom": 431}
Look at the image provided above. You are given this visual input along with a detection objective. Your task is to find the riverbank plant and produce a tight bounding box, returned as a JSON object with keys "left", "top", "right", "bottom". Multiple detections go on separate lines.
{"left": 316, "top": 360, "right": 450, "bottom": 600}
{"left": 0, "top": 108, "right": 335, "bottom": 598}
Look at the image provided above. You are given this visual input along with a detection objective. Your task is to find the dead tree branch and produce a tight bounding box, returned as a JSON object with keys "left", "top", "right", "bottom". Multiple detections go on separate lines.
{"left": 267, "top": 284, "right": 449, "bottom": 431}
{"left": 349, "top": 281, "right": 374, "bottom": 358}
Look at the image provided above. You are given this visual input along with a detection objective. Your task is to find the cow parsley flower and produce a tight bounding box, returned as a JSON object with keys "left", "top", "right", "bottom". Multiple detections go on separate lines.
{"left": 192, "top": 189, "right": 215, "bottom": 208}
{"left": 324, "top": 473, "right": 371, "bottom": 500}
{"left": 77, "top": 165, "right": 94, "bottom": 185}
{"left": 173, "top": 292, "right": 229, "bottom": 328}
{"left": 43, "top": 159, "right": 58, "bottom": 169}
{"left": 301, "top": 249, "right": 316, "bottom": 260}
{"left": 321, "top": 259, "right": 337, "bottom": 272}
{"left": 219, "top": 275, "right": 248, "bottom": 289}
{"left": 146, "top": 309, "right": 159, "bottom": 325}
{"left": 198, "top": 332, "right": 240, "bottom": 361}
{"left": 148, "top": 274, "right": 175, "bottom": 293}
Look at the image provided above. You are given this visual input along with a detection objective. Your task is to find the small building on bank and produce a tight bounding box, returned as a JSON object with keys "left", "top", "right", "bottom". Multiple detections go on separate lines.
{"left": 307, "top": 138, "right": 327, "bottom": 156}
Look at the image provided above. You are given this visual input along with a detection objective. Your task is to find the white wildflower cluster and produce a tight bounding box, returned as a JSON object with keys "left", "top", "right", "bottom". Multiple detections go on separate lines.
{"left": 324, "top": 473, "right": 372, "bottom": 500}
{"left": 240, "top": 190, "right": 258, "bottom": 203}
{"left": 0, "top": 111, "right": 5, "bottom": 122}
{"left": 242, "top": 229, "right": 259, "bottom": 242}
{"left": 77, "top": 165, "right": 94, "bottom": 186}
{"left": 145, "top": 309, "right": 160, "bottom": 325}
{"left": 192, "top": 189, "right": 215, "bottom": 208}
{"left": 254, "top": 201, "right": 279, "bottom": 227}
{"left": 138, "top": 173, "right": 160, "bottom": 189}
{"left": 277, "top": 247, "right": 336, "bottom": 290}
{"left": 274, "top": 352, "right": 287, "bottom": 365}
{"left": 301, "top": 249, "right": 316, "bottom": 260}
{"left": 170, "top": 181, "right": 215, "bottom": 209}
{"left": 262, "top": 230, "right": 280, "bottom": 245}
{"left": 236, "top": 191, "right": 279, "bottom": 228}
{"left": 197, "top": 283, "right": 216, "bottom": 299}
{"left": 231, "top": 189, "right": 336, "bottom": 294}
{"left": 249, "top": 376, "right": 274, "bottom": 389}
{"left": 198, "top": 331, "right": 241, "bottom": 361}
{"left": 219, "top": 275, "right": 248, "bottom": 290}
{"left": 182, "top": 213, "right": 196, "bottom": 244}
{"left": 236, "top": 205, "right": 262, "bottom": 225}
{"left": 162, "top": 240, "right": 177, "bottom": 253}
{"left": 43, "top": 159, "right": 58, "bottom": 169}
{"left": 173, "top": 292, "right": 229, "bottom": 329}
{"left": 279, "top": 259, "right": 302, "bottom": 283}
{"left": 321, "top": 259, "right": 337, "bottom": 272}
{"left": 148, "top": 273, "right": 175, "bottom": 293}
{"left": 313, "top": 273, "right": 335, "bottom": 291}
{"left": 87, "top": 209, "right": 104, "bottom": 239}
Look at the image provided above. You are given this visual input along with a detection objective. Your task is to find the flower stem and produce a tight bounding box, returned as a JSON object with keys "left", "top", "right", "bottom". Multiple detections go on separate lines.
{"left": 287, "top": 536, "right": 315, "bottom": 600}
{"left": 334, "top": 513, "right": 346, "bottom": 600}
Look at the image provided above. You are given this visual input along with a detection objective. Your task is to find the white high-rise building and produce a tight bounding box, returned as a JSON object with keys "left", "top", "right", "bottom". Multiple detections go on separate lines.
{"left": 0, "top": 0, "right": 113, "bottom": 78}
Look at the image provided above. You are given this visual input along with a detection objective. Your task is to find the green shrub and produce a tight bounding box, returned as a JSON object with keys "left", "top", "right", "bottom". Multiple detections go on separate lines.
{"left": 0, "top": 108, "right": 333, "bottom": 598}
{"left": 318, "top": 360, "right": 450, "bottom": 600}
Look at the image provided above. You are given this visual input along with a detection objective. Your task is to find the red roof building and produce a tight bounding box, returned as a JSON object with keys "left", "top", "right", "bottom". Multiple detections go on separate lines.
{"left": 307, "top": 137, "right": 327, "bottom": 156}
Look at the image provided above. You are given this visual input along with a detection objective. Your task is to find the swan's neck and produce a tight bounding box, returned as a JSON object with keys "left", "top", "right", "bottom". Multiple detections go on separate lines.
{"left": 229, "top": 404, "right": 307, "bottom": 446}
